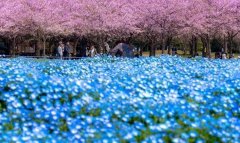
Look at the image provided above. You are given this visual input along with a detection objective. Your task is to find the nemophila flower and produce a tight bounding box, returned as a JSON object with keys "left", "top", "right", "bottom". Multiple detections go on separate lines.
{"left": 0, "top": 57, "right": 239, "bottom": 142}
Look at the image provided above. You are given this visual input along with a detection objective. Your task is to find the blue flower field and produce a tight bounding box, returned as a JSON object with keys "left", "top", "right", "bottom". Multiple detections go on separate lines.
{"left": 0, "top": 56, "right": 239, "bottom": 142}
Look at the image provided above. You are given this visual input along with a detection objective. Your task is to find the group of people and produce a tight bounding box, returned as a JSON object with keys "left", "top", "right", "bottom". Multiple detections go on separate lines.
{"left": 215, "top": 52, "right": 236, "bottom": 59}
{"left": 56, "top": 40, "right": 140, "bottom": 59}
{"left": 56, "top": 41, "right": 111, "bottom": 59}
{"left": 57, "top": 41, "right": 240, "bottom": 59}
{"left": 57, "top": 41, "right": 71, "bottom": 59}
{"left": 213, "top": 47, "right": 240, "bottom": 59}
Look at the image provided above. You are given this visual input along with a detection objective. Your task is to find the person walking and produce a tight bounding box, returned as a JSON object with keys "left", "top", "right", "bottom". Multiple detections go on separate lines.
{"left": 57, "top": 41, "right": 64, "bottom": 60}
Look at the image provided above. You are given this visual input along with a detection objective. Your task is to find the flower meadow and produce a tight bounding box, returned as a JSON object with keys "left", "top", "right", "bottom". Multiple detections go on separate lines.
{"left": 0, "top": 56, "right": 239, "bottom": 143}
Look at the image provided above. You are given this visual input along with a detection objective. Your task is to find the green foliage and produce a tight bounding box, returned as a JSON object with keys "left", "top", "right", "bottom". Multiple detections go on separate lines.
{"left": 59, "top": 119, "right": 69, "bottom": 132}
{"left": 75, "top": 106, "right": 102, "bottom": 117}
{"left": 0, "top": 99, "right": 7, "bottom": 113}
{"left": 87, "top": 108, "right": 101, "bottom": 117}
{"left": 3, "top": 123, "right": 14, "bottom": 131}
{"left": 195, "top": 128, "right": 222, "bottom": 142}
{"left": 163, "top": 135, "right": 172, "bottom": 143}
{"left": 164, "top": 117, "right": 223, "bottom": 142}
{"left": 128, "top": 117, "right": 148, "bottom": 127}
{"left": 150, "top": 114, "right": 165, "bottom": 124}
{"left": 111, "top": 113, "right": 122, "bottom": 121}
{"left": 135, "top": 127, "right": 153, "bottom": 142}
{"left": 88, "top": 92, "right": 101, "bottom": 101}
{"left": 209, "top": 109, "right": 225, "bottom": 119}
{"left": 70, "top": 111, "right": 77, "bottom": 118}
{"left": 233, "top": 112, "right": 240, "bottom": 118}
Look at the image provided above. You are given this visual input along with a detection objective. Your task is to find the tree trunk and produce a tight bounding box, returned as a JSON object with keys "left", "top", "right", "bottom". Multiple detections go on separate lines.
{"left": 35, "top": 38, "right": 41, "bottom": 56}
{"left": 149, "top": 46, "right": 154, "bottom": 56}
{"left": 194, "top": 36, "right": 198, "bottom": 56}
{"left": 202, "top": 47, "right": 206, "bottom": 57}
{"left": 140, "top": 47, "right": 143, "bottom": 56}
{"left": 206, "top": 37, "right": 211, "bottom": 58}
{"left": 48, "top": 38, "right": 56, "bottom": 56}
{"left": 73, "top": 37, "right": 80, "bottom": 56}
{"left": 11, "top": 36, "right": 16, "bottom": 56}
{"left": 43, "top": 36, "right": 46, "bottom": 57}
{"left": 228, "top": 36, "right": 233, "bottom": 57}
{"left": 166, "top": 37, "right": 172, "bottom": 55}
{"left": 201, "top": 35, "right": 211, "bottom": 58}
{"left": 161, "top": 38, "right": 165, "bottom": 54}
{"left": 201, "top": 37, "right": 206, "bottom": 57}
{"left": 167, "top": 45, "right": 171, "bottom": 55}
{"left": 8, "top": 38, "right": 12, "bottom": 56}
{"left": 189, "top": 40, "right": 193, "bottom": 57}
{"left": 183, "top": 42, "right": 187, "bottom": 55}
{"left": 168, "top": 45, "right": 172, "bottom": 55}
{"left": 189, "top": 36, "right": 197, "bottom": 57}
{"left": 224, "top": 36, "right": 228, "bottom": 54}
{"left": 1, "top": 38, "right": 11, "bottom": 55}
{"left": 149, "top": 41, "right": 155, "bottom": 57}
{"left": 50, "top": 45, "right": 54, "bottom": 56}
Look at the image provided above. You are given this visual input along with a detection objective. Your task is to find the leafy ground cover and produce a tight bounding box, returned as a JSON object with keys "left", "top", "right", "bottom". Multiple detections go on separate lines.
{"left": 0, "top": 56, "right": 239, "bottom": 142}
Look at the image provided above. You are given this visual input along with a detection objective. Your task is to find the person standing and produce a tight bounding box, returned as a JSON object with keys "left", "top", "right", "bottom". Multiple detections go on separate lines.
{"left": 57, "top": 41, "right": 64, "bottom": 59}
{"left": 172, "top": 47, "right": 177, "bottom": 56}
{"left": 88, "top": 45, "right": 97, "bottom": 57}
{"left": 222, "top": 53, "right": 227, "bottom": 59}
{"left": 64, "top": 42, "right": 71, "bottom": 59}
{"left": 104, "top": 42, "right": 111, "bottom": 55}
{"left": 229, "top": 53, "right": 234, "bottom": 59}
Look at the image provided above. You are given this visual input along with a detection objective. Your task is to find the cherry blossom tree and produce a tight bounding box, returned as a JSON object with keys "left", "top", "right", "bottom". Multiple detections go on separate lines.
{"left": 133, "top": 0, "right": 189, "bottom": 56}
{"left": 1, "top": 0, "right": 240, "bottom": 56}
{"left": 183, "top": 0, "right": 240, "bottom": 57}
{"left": 0, "top": 0, "right": 29, "bottom": 55}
